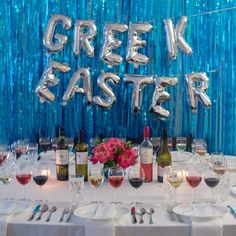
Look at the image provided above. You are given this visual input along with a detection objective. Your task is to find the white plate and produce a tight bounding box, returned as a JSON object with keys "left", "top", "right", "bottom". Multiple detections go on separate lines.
{"left": 0, "top": 201, "right": 31, "bottom": 215}
{"left": 171, "top": 151, "right": 192, "bottom": 162}
{"left": 74, "top": 204, "right": 129, "bottom": 220}
{"left": 173, "top": 203, "right": 228, "bottom": 219}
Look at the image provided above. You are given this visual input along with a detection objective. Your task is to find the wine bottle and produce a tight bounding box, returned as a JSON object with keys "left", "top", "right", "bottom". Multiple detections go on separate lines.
{"left": 74, "top": 130, "right": 88, "bottom": 181}
{"left": 140, "top": 126, "right": 153, "bottom": 182}
{"left": 56, "top": 127, "right": 69, "bottom": 181}
{"left": 157, "top": 128, "right": 172, "bottom": 183}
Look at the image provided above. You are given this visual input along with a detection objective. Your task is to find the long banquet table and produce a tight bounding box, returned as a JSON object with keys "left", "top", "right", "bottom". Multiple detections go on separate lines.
{"left": 3, "top": 153, "right": 236, "bottom": 236}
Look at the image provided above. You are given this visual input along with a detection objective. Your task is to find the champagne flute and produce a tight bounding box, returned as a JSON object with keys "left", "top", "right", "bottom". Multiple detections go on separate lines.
{"left": 176, "top": 137, "right": 187, "bottom": 154}
{"left": 108, "top": 167, "right": 125, "bottom": 204}
{"left": 88, "top": 165, "right": 104, "bottom": 204}
{"left": 128, "top": 166, "right": 144, "bottom": 205}
{"left": 186, "top": 166, "right": 202, "bottom": 206}
{"left": 33, "top": 163, "right": 49, "bottom": 202}
{"left": 167, "top": 167, "right": 183, "bottom": 203}
{"left": 204, "top": 168, "right": 220, "bottom": 203}
{"left": 15, "top": 160, "right": 32, "bottom": 202}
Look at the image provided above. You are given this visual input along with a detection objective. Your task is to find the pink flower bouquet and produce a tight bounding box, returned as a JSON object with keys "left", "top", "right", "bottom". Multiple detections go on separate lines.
{"left": 90, "top": 138, "right": 138, "bottom": 169}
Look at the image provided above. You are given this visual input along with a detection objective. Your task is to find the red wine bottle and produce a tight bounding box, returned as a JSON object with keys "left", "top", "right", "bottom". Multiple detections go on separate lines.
{"left": 140, "top": 126, "right": 153, "bottom": 182}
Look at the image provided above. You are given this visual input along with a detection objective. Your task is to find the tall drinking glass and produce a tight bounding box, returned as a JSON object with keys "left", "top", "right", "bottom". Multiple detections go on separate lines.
{"left": 176, "top": 137, "right": 187, "bottom": 154}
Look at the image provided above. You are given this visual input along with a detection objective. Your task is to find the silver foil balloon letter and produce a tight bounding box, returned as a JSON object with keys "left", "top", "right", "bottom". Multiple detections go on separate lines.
{"left": 93, "top": 72, "right": 120, "bottom": 109}
{"left": 124, "top": 74, "right": 153, "bottom": 113}
{"left": 100, "top": 24, "right": 128, "bottom": 67}
{"left": 164, "top": 16, "right": 192, "bottom": 60}
{"left": 149, "top": 77, "right": 178, "bottom": 120}
{"left": 43, "top": 14, "right": 72, "bottom": 54}
{"left": 126, "top": 22, "right": 153, "bottom": 68}
{"left": 73, "top": 20, "right": 97, "bottom": 57}
{"left": 185, "top": 72, "right": 212, "bottom": 112}
{"left": 35, "top": 61, "right": 71, "bottom": 103}
{"left": 62, "top": 68, "right": 92, "bottom": 106}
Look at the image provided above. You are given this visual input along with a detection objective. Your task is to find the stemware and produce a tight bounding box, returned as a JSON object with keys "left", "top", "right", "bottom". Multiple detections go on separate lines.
{"left": 210, "top": 152, "right": 226, "bottom": 176}
{"left": 0, "top": 145, "right": 10, "bottom": 166}
{"left": 195, "top": 140, "right": 207, "bottom": 157}
{"left": 128, "top": 166, "right": 145, "bottom": 205}
{"left": 15, "top": 160, "right": 32, "bottom": 201}
{"left": 108, "top": 167, "right": 125, "bottom": 204}
{"left": 167, "top": 138, "right": 173, "bottom": 151}
{"left": 51, "top": 138, "right": 58, "bottom": 153}
{"left": 88, "top": 166, "right": 104, "bottom": 204}
{"left": 39, "top": 137, "right": 51, "bottom": 153}
{"left": 33, "top": 163, "right": 49, "bottom": 202}
{"left": 176, "top": 137, "right": 187, "bottom": 154}
{"left": 66, "top": 138, "right": 74, "bottom": 153}
{"left": 0, "top": 163, "right": 13, "bottom": 200}
{"left": 69, "top": 174, "right": 84, "bottom": 205}
{"left": 186, "top": 166, "right": 202, "bottom": 205}
{"left": 204, "top": 168, "right": 220, "bottom": 203}
{"left": 167, "top": 167, "right": 183, "bottom": 203}
{"left": 15, "top": 140, "right": 29, "bottom": 159}
{"left": 150, "top": 137, "right": 160, "bottom": 156}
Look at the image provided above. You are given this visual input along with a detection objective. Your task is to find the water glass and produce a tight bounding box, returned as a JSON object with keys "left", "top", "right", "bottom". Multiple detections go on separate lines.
{"left": 69, "top": 174, "right": 84, "bottom": 205}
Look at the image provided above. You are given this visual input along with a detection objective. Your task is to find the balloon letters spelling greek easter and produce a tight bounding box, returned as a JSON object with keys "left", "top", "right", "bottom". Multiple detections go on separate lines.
{"left": 43, "top": 14, "right": 72, "bottom": 54}
{"left": 185, "top": 72, "right": 212, "bottom": 112}
{"left": 73, "top": 20, "right": 97, "bottom": 57}
{"left": 93, "top": 73, "right": 120, "bottom": 108}
{"left": 100, "top": 24, "right": 128, "bottom": 67}
{"left": 126, "top": 22, "right": 153, "bottom": 68}
{"left": 164, "top": 16, "right": 192, "bottom": 60}
{"left": 62, "top": 68, "right": 92, "bottom": 105}
{"left": 35, "top": 60, "right": 71, "bottom": 103}
{"left": 150, "top": 77, "right": 178, "bottom": 120}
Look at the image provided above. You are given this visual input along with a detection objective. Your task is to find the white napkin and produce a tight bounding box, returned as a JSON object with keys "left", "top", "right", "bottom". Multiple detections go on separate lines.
{"left": 94, "top": 205, "right": 116, "bottom": 220}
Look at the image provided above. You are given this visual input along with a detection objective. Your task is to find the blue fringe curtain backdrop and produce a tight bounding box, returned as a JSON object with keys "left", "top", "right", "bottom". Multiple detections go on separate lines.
{"left": 0, "top": 0, "right": 236, "bottom": 154}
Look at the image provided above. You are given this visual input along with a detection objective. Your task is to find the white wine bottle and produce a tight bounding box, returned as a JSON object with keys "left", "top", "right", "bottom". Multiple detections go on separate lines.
{"left": 56, "top": 127, "right": 69, "bottom": 181}
{"left": 74, "top": 130, "right": 88, "bottom": 181}
{"left": 157, "top": 128, "right": 172, "bottom": 183}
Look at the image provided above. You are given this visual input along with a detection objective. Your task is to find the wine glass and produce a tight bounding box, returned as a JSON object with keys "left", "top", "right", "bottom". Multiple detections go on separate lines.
{"left": 167, "top": 167, "right": 183, "bottom": 204}
{"left": 195, "top": 140, "right": 207, "bottom": 157}
{"left": 51, "top": 138, "right": 58, "bottom": 153}
{"left": 108, "top": 167, "right": 125, "bottom": 204}
{"left": 26, "top": 143, "right": 38, "bottom": 163}
{"left": 0, "top": 145, "right": 10, "bottom": 167}
{"left": 66, "top": 137, "right": 74, "bottom": 153}
{"left": 167, "top": 138, "right": 173, "bottom": 151}
{"left": 15, "top": 140, "right": 29, "bottom": 159}
{"left": 210, "top": 152, "right": 226, "bottom": 176}
{"left": 176, "top": 137, "right": 187, "bottom": 154}
{"left": 39, "top": 137, "right": 51, "bottom": 153}
{"left": 69, "top": 174, "right": 84, "bottom": 206}
{"left": 186, "top": 166, "right": 202, "bottom": 206}
{"left": 15, "top": 160, "right": 32, "bottom": 201}
{"left": 204, "top": 168, "right": 220, "bottom": 203}
{"left": 128, "top": 166, "right": 145, "bottom": 205}
{"left": 0, "top": 163, "right": 14, "bottom": 201}
{"left": 33, "top": 163, "right": 49, "bottom": 202}
{"left": 88, "top": 165, "right": 104, "bottom": 204}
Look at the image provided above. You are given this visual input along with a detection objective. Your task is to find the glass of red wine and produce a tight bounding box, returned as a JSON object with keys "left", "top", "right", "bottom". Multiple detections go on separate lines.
{"left": 33, "top": 163, "right": 49, "bottom": 202}
{"left": 15, "top": 160, "right": 32, "bottom": 201}
{"left": 0, "top": 145, "right": 10, "bottom": 167}
{"left": 186, "top": 166, "right": 202, "bottom": 206}
{"left": 128, "top": 166, "right": 145, "bottom": 205}
{"left": 108, "top": 167, "right": 125, "bottom": 204}
{"left": 15, "top": 140, "right": 29, "bottom": 160}
{"left": 39, "top": 137, "right": 51, "bottom": 154}
{"left": 204, "top": 168, "right": 220, "bottom": 203}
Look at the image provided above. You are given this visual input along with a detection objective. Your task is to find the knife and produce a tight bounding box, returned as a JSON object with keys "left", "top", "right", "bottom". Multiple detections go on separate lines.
{"left": 228, "top": 205, "right": 236, "bottom": 219}
{"left": 66, "top": 205, "right": 76, "bottom": 223}
{"left": 28, "top": 204, "right": 41, "bottom": 221}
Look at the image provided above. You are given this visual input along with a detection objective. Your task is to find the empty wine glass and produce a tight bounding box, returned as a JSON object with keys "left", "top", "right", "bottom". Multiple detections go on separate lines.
{"left": 210, "top": 152, "right": 226, "bottom": 176}
{"left": 15, "top": 160, "right": 32, "bottom": 202}
{"left": 186, "top": 166, "right": 202, "bottom": 206}
{"left": 69, "top": 174, "right": 84, "bottom": 205}
{"left": 39, "top": 137, "right": 51, "bottom": 153}
{"left": 33, "top": 163, "right": 49, "bottom": 202}
{"left": 0, "top": 145, "right": 10, "bottom": 167}
{"left": 0, "top": 163, "right": 14, "bottom": 201}
{"left": 88, "top": 165, "right": 104, "bottom": 204}
{"left": 176, "top": 137, "right": 187, "bottom": 154}
{"left": 195, "top": 140, "right": 207, "bottom": 157}
{"left": 108, "top": 167, "right": 125, "bottom": 204}
{"left": 204, "top": 167, "right": 220, "bottom": 203}
{"left": 167, "top": 167, "right": 183, "bottom": 203}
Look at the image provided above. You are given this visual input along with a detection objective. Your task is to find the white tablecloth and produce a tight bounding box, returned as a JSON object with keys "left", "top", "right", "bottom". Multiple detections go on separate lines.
{"left": 3, "top": 154, "right": 236, "bottom": 236}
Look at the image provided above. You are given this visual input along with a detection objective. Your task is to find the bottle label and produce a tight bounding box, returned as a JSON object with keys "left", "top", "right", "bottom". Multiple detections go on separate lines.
{"left": 140, "top": 148, "right": 153, "bottom": 164}
{"left": 76, "top": 152, "right": 88, "bottom": 164}
{"left": 56, "top": 150, "right": 69, "bottom": 165}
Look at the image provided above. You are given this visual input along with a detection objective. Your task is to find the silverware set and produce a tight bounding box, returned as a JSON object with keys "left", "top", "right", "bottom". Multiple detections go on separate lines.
{"left": 28, "top": 204, "right": 75, "bottom": 223}
{"left": 131, "top": 207, "right": 154, "bottom": 224}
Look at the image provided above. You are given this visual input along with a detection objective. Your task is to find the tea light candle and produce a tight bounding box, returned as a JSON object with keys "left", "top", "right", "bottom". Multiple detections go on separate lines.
{"left": 41, "top": 169, "right": 50, "bottom": 176}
